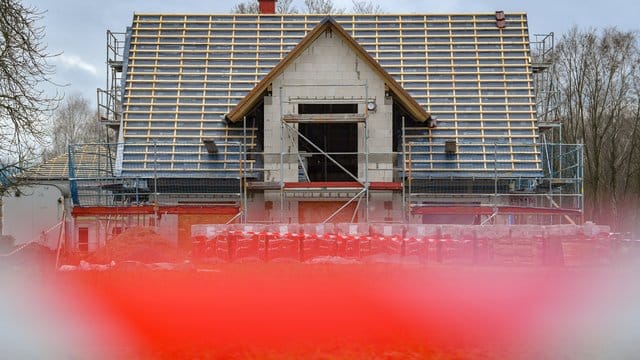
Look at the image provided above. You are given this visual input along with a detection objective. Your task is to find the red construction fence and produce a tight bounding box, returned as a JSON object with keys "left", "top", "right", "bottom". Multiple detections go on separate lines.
{"left": 191, "top": 223, "right": 638, "bottom": 266}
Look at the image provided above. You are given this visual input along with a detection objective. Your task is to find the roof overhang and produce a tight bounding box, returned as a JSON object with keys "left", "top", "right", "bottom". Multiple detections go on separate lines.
{"left": 226, "top": 16, "right": 430, "bottom": 123}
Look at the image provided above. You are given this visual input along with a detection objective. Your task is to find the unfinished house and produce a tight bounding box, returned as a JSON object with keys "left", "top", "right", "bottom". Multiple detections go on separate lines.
{"left": 69, "top": 4, "right": 582, "bottom": 247}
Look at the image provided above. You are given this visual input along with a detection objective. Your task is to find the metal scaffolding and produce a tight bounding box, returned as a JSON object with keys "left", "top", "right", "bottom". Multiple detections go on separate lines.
{"left": 277, "top": 83, "right": 372, "bottom": 224}
{"left": 81, "top": 17, "right": 584, "bottom": 228}
{"left": 532, "top": 32, "right": 562, "bottom": 142}
{"left": 402, "top": 141, "right": 583, "bottom": 225}
{"left": 97, "top": 30, "right": 126, "bottom": 132}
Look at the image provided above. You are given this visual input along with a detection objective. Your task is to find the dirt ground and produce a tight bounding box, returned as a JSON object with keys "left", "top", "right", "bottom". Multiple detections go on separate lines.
{"left": 84, "top": 227, "right": 185, "bottom": 264}
{"left": 0, "top": 242, "right": 57, "bottom": 272}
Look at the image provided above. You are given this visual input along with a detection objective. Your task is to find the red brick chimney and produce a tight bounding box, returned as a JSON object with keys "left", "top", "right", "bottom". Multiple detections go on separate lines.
{"left": 258, "top": 0, "right": 277, "bottom": 14}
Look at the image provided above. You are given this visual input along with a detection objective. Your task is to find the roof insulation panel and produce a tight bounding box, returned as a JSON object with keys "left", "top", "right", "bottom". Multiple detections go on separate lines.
{"left": 118, "top": 13, "right": 540, "bottom": 178}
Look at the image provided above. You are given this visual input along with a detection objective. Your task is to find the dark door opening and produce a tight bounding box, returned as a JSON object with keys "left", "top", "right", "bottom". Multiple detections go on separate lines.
{"left": 299, "top": 122, "right": 358, "bottom": 181}
{"left": 299, "top": 103, "right": 358, "bottom": 114}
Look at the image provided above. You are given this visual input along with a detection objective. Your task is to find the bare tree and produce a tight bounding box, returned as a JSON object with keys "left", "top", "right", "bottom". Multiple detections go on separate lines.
{"left": 351, "top": 0, "right": 383, "bottom": 14}
{"left": 231, "top": 1, "right": 259, "bottom": 14}
{"left": 0, "top": 0, "right": 59, "bottom": 194}
{"left": 231, "top": 0, "right": 384, "bottom": 14}
{"left": 554, "top": 27, "right": 640, "bottom": 233}
{"left": 278, "top": 0, "right": 298, "bottom": 13}
{"left": 232, "top": 0, "right": 298, "bottom": 14}
{"left": 43, "top": 94, "right": 105, "bottom": 160}
{"left": 304, "top": 0, "right": 344, "bottom": 14}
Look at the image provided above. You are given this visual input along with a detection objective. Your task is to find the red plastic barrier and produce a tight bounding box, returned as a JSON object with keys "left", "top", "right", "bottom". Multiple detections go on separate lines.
{"left": 214, "top": 231, "right": 234, "bottom": 262}
{"left": 473, "top": 238, "right": 490, "bottom": 265}
{"left": 365, "top": 236, "right": 394, "bottom": 258}
{"left": 190, "top": 224, "right": 617, "bottom": 266}
{"left": 423, "top": 238, "right": 438, "bottom": 263}
{"left": 561, "top": 238, "right": 612, "bottom": 266}
{"left": 358, "top": 236, "right": 372, "bottom": 257}
{"left": 334, "top": 235, "right": 347, "bottom": 258}
{"left": 265, "top": 233, "right": 299, "bottom": 262}
{"left": 403, "top": 237, "right": 427, "bottom": 263}
{"left": 309, "top": 234, "right": 338, "bottom": 260}
{"left": 436, "top": 237, "right": 475, "bottom": 265}
{"left": 191, "top": 235, "right": 207, "bottom": 259}
{"left": 343, "top": 235, "right": 362, "bottom": 258}
{"left": 298, "top": 234, "right": 313, "bottom": 261}
{"left": 386, "top": 236, "right": 403, "bottom": 256}
{"left": 232, "top": 232, "right": 262, "bottom": 261}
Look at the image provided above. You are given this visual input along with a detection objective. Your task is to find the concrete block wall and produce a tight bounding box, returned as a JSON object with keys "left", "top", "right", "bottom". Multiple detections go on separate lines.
{"left": 263, "top": 29, "right": 393, "bottom": 183}
{"left": 2, "top": 185, "right": 64, "bottom": 245}
{"left": 246, "top": 191, "right": 406, "bottom": 224}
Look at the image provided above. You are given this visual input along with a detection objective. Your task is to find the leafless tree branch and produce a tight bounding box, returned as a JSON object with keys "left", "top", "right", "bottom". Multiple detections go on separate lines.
{"left": 0, "top": 0, "right": 60, "bottom": 193}
{"left": 555, "top": 27, "right": 640, "bottom": 232}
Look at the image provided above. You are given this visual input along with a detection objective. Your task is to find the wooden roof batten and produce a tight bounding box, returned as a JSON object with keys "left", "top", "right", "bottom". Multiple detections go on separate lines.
{"left": 225, "top": 16, "right": 431, "bottom": 124}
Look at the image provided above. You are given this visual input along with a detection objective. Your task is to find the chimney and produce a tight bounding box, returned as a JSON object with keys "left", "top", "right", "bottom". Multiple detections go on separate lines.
{"left": 258, "top": 0, "right": 277, "bottom": 14}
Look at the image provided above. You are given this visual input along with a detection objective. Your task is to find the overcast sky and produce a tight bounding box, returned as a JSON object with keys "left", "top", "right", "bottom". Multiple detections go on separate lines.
{"left": 26, "top": 0, "right": 640, "bottom": 106}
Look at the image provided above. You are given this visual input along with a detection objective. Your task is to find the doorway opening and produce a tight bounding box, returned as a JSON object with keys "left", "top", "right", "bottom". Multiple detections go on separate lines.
{"left": 298, "top": 123, "right": 357, "bottom": 181}
{"left": 297, "top": 103, "right": 359, "bottom": 182}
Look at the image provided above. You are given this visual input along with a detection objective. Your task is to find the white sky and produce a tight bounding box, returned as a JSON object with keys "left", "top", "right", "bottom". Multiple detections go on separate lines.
{"left": 26, "top": 0, "right": 640, "bottom": 105}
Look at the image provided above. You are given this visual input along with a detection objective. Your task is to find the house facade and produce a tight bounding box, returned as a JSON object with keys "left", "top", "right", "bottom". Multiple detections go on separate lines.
{"left": 62, "top": 8, "right": 582, "bottom": 248}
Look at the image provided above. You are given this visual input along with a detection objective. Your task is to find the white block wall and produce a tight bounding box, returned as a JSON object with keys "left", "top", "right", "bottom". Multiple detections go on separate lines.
{"left": 1, "top": 185, "right": 64, "bottom": 246}
{"left": 263, "top": 29, "right": 393, "bottom": 183}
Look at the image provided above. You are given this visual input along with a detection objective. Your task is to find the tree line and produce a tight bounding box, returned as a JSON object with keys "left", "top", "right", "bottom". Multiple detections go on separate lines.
{"left": 552, "top": 27, "right": 640, "bottom": 233}
{"left": 232, "top": 0, "right": 383, "bottom": 14}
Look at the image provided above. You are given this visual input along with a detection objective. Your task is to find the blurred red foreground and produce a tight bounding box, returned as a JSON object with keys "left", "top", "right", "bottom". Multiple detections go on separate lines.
{"left": 52, "top": 264, "right": 606, "bottom": 358}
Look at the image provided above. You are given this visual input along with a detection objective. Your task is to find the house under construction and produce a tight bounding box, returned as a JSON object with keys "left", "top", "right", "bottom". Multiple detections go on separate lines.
{"left": 67, "top": 2, "right": 582, "bottom": 249}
